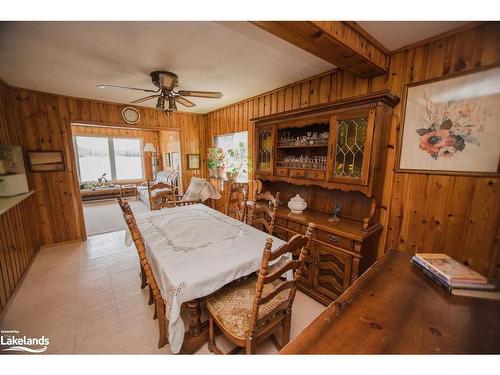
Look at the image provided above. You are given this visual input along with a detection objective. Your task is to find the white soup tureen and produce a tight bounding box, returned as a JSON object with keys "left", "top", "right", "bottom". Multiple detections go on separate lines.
{"left": 288, "top": 194, "right": 307, "bottom": 214}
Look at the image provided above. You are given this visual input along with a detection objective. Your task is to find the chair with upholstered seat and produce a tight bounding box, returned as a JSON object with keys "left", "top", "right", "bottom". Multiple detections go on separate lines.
{"left": 225, "top": 182, "right": 248, "bottom": 222}
{"left": 206, "top": 223, "right": 315, "bottom": 354}
{"left": 247, "top": 191, "right": 280, "bottom": 235}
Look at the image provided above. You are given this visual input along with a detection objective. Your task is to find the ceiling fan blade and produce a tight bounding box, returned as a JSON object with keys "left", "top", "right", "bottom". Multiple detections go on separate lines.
{"left": 130, "top": 94, "right": 160, "bottom": 104}
{"left": 174, "top": 96, "right": 196, "bottom": 108}
{"left": 177, "top": 90, "right": 223, "bottom": 99}
{"left": 98, "top": 84, "right": 158, "bottom": 93}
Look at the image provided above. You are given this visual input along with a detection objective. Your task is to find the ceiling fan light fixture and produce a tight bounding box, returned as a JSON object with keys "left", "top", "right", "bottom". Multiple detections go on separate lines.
{"left": 168, "top": 97, "right": 177, "bottom": 112}
{"left": 156, "top": 96, "right": 166, "bottom": 111}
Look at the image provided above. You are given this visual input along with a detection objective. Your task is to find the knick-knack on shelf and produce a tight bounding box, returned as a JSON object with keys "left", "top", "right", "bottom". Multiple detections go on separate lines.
{"left": 328, "top": 202, "right": 342, "bottom": 222}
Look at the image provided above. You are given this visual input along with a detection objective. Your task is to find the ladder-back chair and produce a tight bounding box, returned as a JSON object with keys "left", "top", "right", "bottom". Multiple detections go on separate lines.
{"left": 206, "top": 223, "right": 316, "bottom": 354}
{"left": 122, "top": 210, "right": 168, "bottom": 349}
{"left": 225, "top": 182, "right": 248, "bottom": 222}
{"left": 247, "top": 191, "right": 280, "bottom": 235}
{"left": 117, "top": 197, "right": 148, "bottom": 290}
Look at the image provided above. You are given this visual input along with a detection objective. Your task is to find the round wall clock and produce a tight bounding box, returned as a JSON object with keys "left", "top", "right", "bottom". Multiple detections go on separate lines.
{"left": 121, "top": 106, "right": 140, "bottom": 124}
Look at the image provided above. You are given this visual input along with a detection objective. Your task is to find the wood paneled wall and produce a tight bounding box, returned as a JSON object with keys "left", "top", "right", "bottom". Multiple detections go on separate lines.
{"left": 206, "top": 22, "right": 500, "bottom": 280}
{"left": 0, "top": 80, "right": 43, "bottom": 313}
{"left": 0, "top": 195, "right": 42, "bottom": 312}
{"left": 71, "top": 124, "right": 161, "bottom": 181}
{"left": 7, "top": 87, "right": 205, "bottom": 245}
{"left": 383, "top": 23, "right": 500, "bottom": 279}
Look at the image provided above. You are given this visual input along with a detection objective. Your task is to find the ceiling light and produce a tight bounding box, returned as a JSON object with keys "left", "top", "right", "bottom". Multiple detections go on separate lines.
{"left": 156, "top": 96, "right": 166, "bottom": 111}
{"left": 168, "top": 97, "right": 177, "bottom": 112}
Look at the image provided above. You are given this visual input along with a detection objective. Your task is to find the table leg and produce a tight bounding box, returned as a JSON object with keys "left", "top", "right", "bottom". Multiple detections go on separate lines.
{"left": 180, "top": 299, "right": 209, "bottom": 354}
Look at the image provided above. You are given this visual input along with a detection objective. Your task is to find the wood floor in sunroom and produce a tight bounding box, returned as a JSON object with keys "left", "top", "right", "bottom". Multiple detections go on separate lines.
{"left": 0, "top": 229, "right": 325, "bottom": 354}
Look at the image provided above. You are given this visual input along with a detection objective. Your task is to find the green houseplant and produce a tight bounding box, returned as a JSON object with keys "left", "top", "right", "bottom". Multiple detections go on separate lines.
{"left": 226, "top": 142, "right": 248, "bottom": 181}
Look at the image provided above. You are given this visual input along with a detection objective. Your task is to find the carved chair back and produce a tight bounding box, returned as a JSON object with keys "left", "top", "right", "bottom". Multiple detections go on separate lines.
{"left": 150, "top": 189, "right": 177, "bottom": 210}
{"left": 247, "top": 191, "right": 280, "bottom": 234}
{"left": 248, "top": 223, "right": 315, "bottom": 337}
{"left": 225, "top": 182, "right": 248, "bottom": 222}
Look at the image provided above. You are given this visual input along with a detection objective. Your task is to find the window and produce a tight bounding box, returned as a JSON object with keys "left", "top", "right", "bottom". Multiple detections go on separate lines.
{"left": 214, "top": 131, "right": 248, "bottom": 182}
{"left": 113, "top": 138, "right": 143, "bottom": 180}
{"left": 75, "top": 136, "right": 143, "bottom": 182}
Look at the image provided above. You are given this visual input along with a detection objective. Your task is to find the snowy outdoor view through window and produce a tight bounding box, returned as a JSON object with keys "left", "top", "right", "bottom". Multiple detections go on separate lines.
{"left": 75, "top": 136, "right": 144, "bottom": 182}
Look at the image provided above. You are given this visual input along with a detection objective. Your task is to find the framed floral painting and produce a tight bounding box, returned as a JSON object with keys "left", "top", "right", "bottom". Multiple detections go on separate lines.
{"left": 397, "top": 65, "right": 500, "bottom": 176}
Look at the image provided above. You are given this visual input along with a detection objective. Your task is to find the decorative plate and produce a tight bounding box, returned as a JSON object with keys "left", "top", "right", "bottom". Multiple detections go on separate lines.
{"left": 121, "top": 106, "right": 140, "bottom": 124}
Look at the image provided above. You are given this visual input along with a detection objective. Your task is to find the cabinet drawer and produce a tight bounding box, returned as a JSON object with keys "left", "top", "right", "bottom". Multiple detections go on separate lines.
{"left": 289, "top": 169, "right": 306, "bottom": 178}
{"left": 276, "top": 167, "right": 289, "bottom": 177}
{"left": 273, "top": 226, "right": 288, "bottom": 241}
{"left": 316, "top": 230, "right": 353, "bottom": 250}
{"left": 275, "top": 217, "right": 287, "bottom": 227}
{"left": 306, "top": 170, "right": 326, "bottom": 181}
{"left": 287, "top": 221, "right": 302, "bottom": 233}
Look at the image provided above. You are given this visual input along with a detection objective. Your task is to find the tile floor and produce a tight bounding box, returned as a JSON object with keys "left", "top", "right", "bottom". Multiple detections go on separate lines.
{"left": 0, "top": 230, "right": 325, "bottom": 354}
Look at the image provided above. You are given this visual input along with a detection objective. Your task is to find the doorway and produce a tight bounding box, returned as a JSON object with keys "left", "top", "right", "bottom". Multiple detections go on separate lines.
{"left": 71, "top": 123, "right": 182, "bottom": 237}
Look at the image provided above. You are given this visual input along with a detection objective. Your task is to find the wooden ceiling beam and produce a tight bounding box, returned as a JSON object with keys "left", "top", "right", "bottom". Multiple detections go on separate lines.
{"left": 252, "top": 21, "right": 389, "bottom": 78}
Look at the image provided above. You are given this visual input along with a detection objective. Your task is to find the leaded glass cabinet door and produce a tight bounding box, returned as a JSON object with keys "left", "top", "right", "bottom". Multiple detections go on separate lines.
{"left": 255, "top": 125, "right": 275, "bottom": 175}
{"left": 327, "top": 110, "right": 375, "bottom": 185}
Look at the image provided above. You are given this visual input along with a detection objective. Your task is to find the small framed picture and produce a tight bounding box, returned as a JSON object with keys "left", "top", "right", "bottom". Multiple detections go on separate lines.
{"left": 28, "top": 151, "right": 65, "bottom": 172}
{"left": 163, "top": 152, "right": 171, "bottom": 168}
{"left": 187, "top": 154, "right": 200, "bottom": 170}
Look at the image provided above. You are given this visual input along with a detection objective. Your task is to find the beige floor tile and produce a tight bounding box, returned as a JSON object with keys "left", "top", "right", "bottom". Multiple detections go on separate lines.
{"left": 75, "top": 322, "right": 125, "bottom": 354}
{"left": 76, "top": 302, "right": 120, "bottom": 339}
{"left": 115, "top": 291, "right": 151, "bottom": 321}
{"left": 78, "top": 275, "right": 112, "bottom": 298}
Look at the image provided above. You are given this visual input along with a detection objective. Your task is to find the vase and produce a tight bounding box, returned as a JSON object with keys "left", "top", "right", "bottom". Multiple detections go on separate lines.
{"left": 208, "top": 168, "right": 217, "bottom": 178}
{"left": 226, "top": 171, "right": 239, "bottom": 182}
{"left": 216, "top": 167, "right": 226, "bottom": 179}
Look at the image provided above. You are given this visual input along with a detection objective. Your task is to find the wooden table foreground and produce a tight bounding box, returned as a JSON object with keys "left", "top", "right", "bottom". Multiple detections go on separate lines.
{"left": 281, "top": 250, "right": 500, "bottom": 354}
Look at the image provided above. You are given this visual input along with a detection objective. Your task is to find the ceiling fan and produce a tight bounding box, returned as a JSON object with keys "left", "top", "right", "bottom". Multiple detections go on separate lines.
{"left": 97, "top": 71, "right": 223, "bottom": 113}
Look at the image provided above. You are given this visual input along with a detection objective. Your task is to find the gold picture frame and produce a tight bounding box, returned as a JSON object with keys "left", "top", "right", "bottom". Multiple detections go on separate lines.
{"left": 396, "top": 64, "right": 500, "bottom": 176}
{"left": 187, "top": 154, "right": 200, "bottom": 170}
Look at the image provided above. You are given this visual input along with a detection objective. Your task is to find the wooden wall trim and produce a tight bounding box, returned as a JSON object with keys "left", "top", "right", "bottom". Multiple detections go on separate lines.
{"left": 389, "top": 21, "right": 487, "bottom": 54}
{"left": 253, "top": 21, "right": 389, "bottom": 77}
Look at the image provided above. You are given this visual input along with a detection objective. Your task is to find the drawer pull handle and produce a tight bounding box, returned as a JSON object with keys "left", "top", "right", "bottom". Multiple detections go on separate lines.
{"left": 327, "top": 234, "right": 341, "bottom": 243}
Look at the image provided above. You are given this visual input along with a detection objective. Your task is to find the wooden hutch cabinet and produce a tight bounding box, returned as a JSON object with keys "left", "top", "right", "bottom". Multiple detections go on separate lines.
{"left": 252, "top": 90, "right": 399, "bottom": 305}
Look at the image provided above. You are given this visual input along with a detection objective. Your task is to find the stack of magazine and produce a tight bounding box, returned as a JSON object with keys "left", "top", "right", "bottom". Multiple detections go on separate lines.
{"left": 411, "top": 253, "right": 497, "bottom": 298}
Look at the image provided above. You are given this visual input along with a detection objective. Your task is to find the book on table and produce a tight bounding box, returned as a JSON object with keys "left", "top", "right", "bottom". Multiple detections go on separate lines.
{"left": 411, "top": 253, "right": 496, "bottom": 294}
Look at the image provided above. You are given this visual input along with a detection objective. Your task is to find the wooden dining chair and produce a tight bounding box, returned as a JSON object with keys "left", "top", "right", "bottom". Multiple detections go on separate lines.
{"left": 124, "top": 212, "right": 169, "bottom": 349}
{"left": 150, "top": 189, "right": 177, "bottom": 210}
{"left": 117, "top": 197, "right": 148, "bottom": 290}
{"left": 206, "top": 223, "right": 316, "bottom": 354}
{"left": 247, "top": 191, "right": 280, "bottom": 235}
{"left": 225, "top": 182, "right": 248, "bottom": 222}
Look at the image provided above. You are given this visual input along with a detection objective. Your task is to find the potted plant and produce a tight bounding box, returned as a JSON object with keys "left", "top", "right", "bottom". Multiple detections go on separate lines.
{"left": 206, "top": 147, "right": 219, "bottom": 178}
{"left": 226, "top": 166, "right": 239, "bottom": 181}
{"left": 226, "top": 142, "right": 248, "bottom": 181}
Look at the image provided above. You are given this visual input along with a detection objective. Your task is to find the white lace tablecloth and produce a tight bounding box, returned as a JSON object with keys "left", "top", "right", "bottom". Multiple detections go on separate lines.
{"left": 124, "top": 204, "right": 286, "bottom": 353}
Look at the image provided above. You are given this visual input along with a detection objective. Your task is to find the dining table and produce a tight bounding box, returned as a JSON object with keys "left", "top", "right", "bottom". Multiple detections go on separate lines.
{"left": 125, "top": 203, "right": 287, "bottom": 354}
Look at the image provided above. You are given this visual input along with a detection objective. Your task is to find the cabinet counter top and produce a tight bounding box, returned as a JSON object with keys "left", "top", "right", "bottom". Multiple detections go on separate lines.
{"left": 275, "top": 206, "right": 381, "bottom": 241}
{"left": 0, "top": 191, "right": 34, "bottom": 216}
